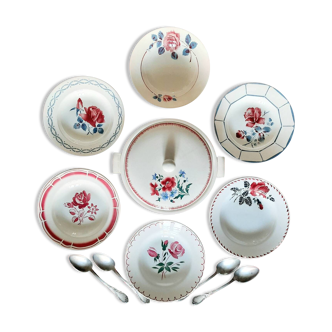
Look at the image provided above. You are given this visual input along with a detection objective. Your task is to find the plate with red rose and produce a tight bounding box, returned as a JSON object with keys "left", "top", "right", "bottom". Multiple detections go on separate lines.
{"left": 214, "top": 83, "right": 295, "bottom": 162}
{"left": 210, "top": 177, "right": 289, "bottom": 258}
{"left": 125, "top": 220, "right": 205, "bottom": 301}
{"left": 38, "top": 169, "right": 120, "bottom": 249}
{"left": 130, "top": 27, "right": 210, "bottom": 108}
{"left": 43, "top": 76, "right": 124, "bottom": 155}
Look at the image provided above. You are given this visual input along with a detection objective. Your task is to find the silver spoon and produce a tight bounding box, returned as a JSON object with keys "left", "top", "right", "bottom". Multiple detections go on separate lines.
{"left": 192, "top": 266, "right": 259, "bottom": 305}
{"left": 93, "top": 253, "right": 150, "bottom": 304}
{"left": 69, "top": 255, "right": 129, "bottom": 303}
{"left": 179, "top": 257, "right": 240, "bottom": 301}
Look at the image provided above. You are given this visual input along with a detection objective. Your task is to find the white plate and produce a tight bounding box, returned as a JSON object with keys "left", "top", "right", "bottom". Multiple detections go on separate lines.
{"left": 125, "top": 220, "right": 205, "bottom": 301}
{"left": 38, "top": 169, "right": 120, "bottom": 249}
{"left": 43, "top": 76, "right": 124, "bottom": 155}
{"left": 210, "top": 177, "right": 289, "bottom": 257}
{"left": 214, "top": 83, "right": 295, "bottom": 162}
{"left": 112, "top": 119, "right": 225, "bottom": 213}
{"left": 130, "top": 27, "right": 210, "bottom": 108}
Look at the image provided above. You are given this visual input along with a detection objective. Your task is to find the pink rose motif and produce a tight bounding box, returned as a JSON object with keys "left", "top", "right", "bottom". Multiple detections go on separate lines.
{"left": 72, "top": 190, "right": 91, "bottom": 209}
{"left": 250, "top": 182, "right": 270, "bottom": 198}
{"left": 163, "top": 31, "right": 181, "bottom": 52}
{"left": 150, "top": 183, "right": 159, "bottom": 196}
{"left": 81, "top": 106, "right": 105, "bottom": 127}
{"left": 147, "top": 247, "right": 158, "bottom": 257}
{"left": 168, "top": 241, "right": 185, "bottom": 259}
{"left": 164, "top": 240, "right": 168, "bottom": 246}
{"left": 161, "top": 177, "right": 176, "bottom": 192}
{"left": 163, "top": 95, "right": 173, "bottom": 102}
{"left": 244, "top": 107, "right": 265, "bottom": 128}
{"left": 236, "top": 130, "right": 245, "bottom": 139}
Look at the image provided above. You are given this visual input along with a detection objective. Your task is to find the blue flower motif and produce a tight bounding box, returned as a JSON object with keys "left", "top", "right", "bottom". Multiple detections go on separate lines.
{"left": 152, "top": 173, "right": 157, "bottom": 180}
{"left": 179, "top": 170, "right": 186, "bottom": 177}
{"left": 161, "top": 192, "right": 169, "bottom": 201}
{"left": 170, "top": 189, "right": 177, "bottom": 198}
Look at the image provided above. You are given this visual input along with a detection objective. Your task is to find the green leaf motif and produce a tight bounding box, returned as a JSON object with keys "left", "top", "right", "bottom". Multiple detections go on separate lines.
{"left": 172, "top": 267, "right": 178, "bottom": 272}
{"left": 158, "top": 267, "right": 164, "bottom": 273}
{"left": 167, "top": 262, "right": 173, "bottom": 266}
{"left": 157, "top": 263, "right": 164, "bottom": 266}
{"left": 185, "top": 183, "right": 192, "bottom": 193}
{"left": 165, "top": 266, "right": 171, "bottom": 272}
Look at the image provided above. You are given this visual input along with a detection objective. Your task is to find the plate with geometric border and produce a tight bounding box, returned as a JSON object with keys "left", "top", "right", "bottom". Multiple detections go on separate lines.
{"left": 214, "top": 83, "right": 295, "bottom": 162}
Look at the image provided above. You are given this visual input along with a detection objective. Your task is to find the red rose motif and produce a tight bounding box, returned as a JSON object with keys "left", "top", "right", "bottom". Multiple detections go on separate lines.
{"left": 250, "top": 182, "right": 270, "bottom": 198}
{"left": 236, "top": 130, "right": 245, "bottom": 139}
{"left": 81, "top": 106, "right": 105, "bottom": 127}
{"left": 76, "top": 98, "right": 83, "bottom": 110}
{"left": 163, "top": 31, "right": 181, "bottom": 52}
{"left": 164, "top": 240, "right": 168, "bottom": 245}
{"left": 163, "top": 95, "right": 173, "bottom": 102}
{"left": 64, "top": 202, "right": 73, "bottom": 208}
{"left": 72, "top": 190, "right": 91, "bottom": 209}
{"left": 168, "top": 241, "right": 185, "bottom": 259}
{"left": 150, "top": 183, "right": 159, "bottom": 196}
{"left": 244, "top": 107, "right": 265, "bottom": 128}
{"left": 147, "top": 247, "right": 158, "bottom": 257}
{"left": 259, "top": 203, "right": 264, "bottom": 210}
{"left": 161, "top": 177, "right": 176, "bottom": 192}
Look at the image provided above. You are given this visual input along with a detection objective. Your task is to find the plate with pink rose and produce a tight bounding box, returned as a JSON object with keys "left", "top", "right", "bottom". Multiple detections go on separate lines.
{"left": 130, "top": 27, "right": 210, "bottom": 108}
{"left": 43, "top": 76, "right": 124, "bottom": 155}
{"left": 125, "top": 220, "right": 205, "bottom": 301}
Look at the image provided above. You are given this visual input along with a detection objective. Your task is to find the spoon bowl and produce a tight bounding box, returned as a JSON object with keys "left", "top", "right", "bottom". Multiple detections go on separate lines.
{"left": 216, "top": 258, "right": 241, "bottom": 275}
{"left": 69, "top": 255, "right": 93, "bottom": 273}
{"left": 234, "top": 266, "right": 259, "bottom": 283}
{"left": 93, "top": 253, "right": 115, "bottom": 272}
{"left": 69, "top": 254, "right": 129, "bottom": 303}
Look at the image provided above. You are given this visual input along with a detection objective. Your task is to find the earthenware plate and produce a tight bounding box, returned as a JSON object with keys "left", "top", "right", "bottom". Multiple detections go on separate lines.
{"left": 43, "top": 76, "right": 124, "bottom": 155}
{"left": 214, "top": 83, "right": 295, "bottom": 162}
{"left": 38, "top": 169, "right": 120, "bottom": 249}
{"left": 130, "top": 27, "right": 210, "bottom": 108}
{"left": 125, "top": 220, "right": 205, "bottom": 301}
{"left": 210, "top": 177, "right": 289, "bottom": 258}
{"left": 112, "top": 119, "right": 225, "bottom": 213}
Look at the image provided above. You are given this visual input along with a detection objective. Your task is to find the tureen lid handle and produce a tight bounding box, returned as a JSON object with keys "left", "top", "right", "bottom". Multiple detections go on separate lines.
{"left": 112, "top": 153, "right": 122, "bottom": 174}
{"left": 217, "top": 157, "right": 225, "bottom": 178}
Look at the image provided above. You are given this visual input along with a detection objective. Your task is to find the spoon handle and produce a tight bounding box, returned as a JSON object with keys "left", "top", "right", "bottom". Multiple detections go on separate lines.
{"left": 113, "top": 269, "right": 150, "bottom": 303}
{"left": 196, "top": 270, "right": 218, "bottom": 289}
{"left": 192, "top": 279, "right": 235, "bottom": 305}
{"left": 90, "top": 270, "right": 129, "bottom": 303}
{"left": 178, "top": 272, "right": 218, "bottom": 303}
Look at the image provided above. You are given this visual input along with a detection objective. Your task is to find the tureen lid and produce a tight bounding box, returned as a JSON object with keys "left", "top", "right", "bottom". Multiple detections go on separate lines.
{"left": 38, "top": 169, "right": 120, "bottom": 249}
{"left": 43, "top": 76, "right": 124, "bottom": 155}
{"left": 113, "top": 119, "right": 224, "bottom": 213}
